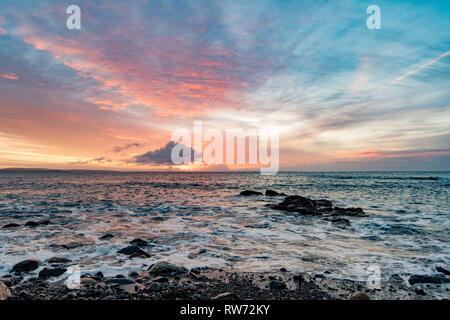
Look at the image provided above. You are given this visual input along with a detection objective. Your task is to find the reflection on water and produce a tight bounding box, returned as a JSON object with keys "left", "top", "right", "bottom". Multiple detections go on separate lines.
{"left": 0, "top": 171, "right": 448, "bottom": 280}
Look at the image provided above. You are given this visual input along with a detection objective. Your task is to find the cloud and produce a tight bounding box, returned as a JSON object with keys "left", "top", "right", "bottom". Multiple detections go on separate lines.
{"left": 0, "top": 72, "right": 19, "bottom": 80}
{"left": 69, "top": 157, "right": 112, "bottom": 165}
{"left": 111, "top": 143, "right": 142, "bottom": 153}
{"left": 129, "top": 141, "right": 196, "bottom": 165}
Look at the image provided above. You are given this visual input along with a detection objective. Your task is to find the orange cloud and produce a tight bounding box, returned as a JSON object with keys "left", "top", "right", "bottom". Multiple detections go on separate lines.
{"left": 0, "top": 72, "right": 19, "bottom": 80}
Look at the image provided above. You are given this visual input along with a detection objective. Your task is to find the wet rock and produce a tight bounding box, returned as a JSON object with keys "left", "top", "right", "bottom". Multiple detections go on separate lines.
{"left": 408, "top": 274, "right": 450, "bottom": 285}
{"left": 39, "top": 267, "right": 67, "bottom": 279}
{"left": 323, "top": 217, "right": 351, "bottom": 226}
{"left": 436, "top": 266, "right": 450, "bottom": 276}
{"left": 128, "top": 271, "right": 140, "bottom": 278}
{"left": 269, "top": 280, "right": 287, "bottom": 290}
{"left": 415, "top": 288, "right": 426, "bottom": 296}
{"left": 152, "top": 276, "right": 169, "bottom": 283}
{"left": 0, "top": 282, "right": 11, "bottom": 300}
{"left": 2, "top": 223, "right": 20, "bottom": 229}
{"left": 316, "top": 199, "right": 333, "bottom": 208}
{"left": 212, "top": 292, "right": 239, "bottom": 300}
{"left": 104, "top": 278, "right": 136, "bottom": 285}
{"left": 96, "top": 271, "right": 104, "bottom": 279}
{"left": 118, "top": 245, "right": 150, "bottom": 258}
{"left": 11, "top": 258, "right": 40, "bottom": 273}
{"left": 271, "top": 195, "right": 318, "bottom": 215}
{"left": 349, "top": 292, "right": 370, "bottom": 300}
{"left": 148, "top": 261, "right": 188, "bottom": 274}
{"left": 18, "top": 290, "right": 35, "bottom": 300}
{"left": 99, "top": 234, "right": 114, "bottom": 240}
{"left": 129, "top": 238, "right": 148, "bottom": 247}
{"left": 265, "top": 190, "right": 285, "bottom": 196}
{"left": 24, "top": 220, "right": 50, "bottom": 227}
{"left": 47, "top": 257, "right": 71, "bottom": 264}
{"left": 331, "top": 207, "right": 366, "bottom": 217}
{"left": 81, "top": 278, "right": 97, "bottom": 286}
{"left": 240, "top": 190, "right": 263, "bottom": 196}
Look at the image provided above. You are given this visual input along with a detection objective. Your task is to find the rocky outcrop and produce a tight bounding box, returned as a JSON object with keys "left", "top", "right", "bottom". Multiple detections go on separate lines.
{"left": 2, "top": 223, "right": 20, "bottom": 228}
{"left": 271, "top": 195, "right": 365, "bottom": 217}
{"left": 38, "top": 267, "right": 67, "bottom": 279}
{"left": 265, "top": 190, "right": 286, "bottom": 196}
{"left": 129, "top": 238, "right": 148, "bottom": 247}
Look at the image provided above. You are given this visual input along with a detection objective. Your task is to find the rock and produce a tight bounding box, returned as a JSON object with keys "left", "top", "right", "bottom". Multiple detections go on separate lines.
{"left": 269, "top": 280, "right": 287, "bottom": 290}
{"left": 331, "top": 207, "right": 366, "bottom": 217}
{"left": 436, "top": 266, "right": 450, "bottom": 276}
{"left": 80, "top": 278, "right": 97, "bottom": 286}
{"left": 349, "top": 292, "right": 370, "bottom": 300}
{"left": 239, "top": 190, "right": 263, "bottom": 196}
{"left": 60, "top": 242, "right": 84, "bottom": 249}
{"left": 212, "top": 292, "right": 238, "bottom": 300}
{"left": 408, "top": 274, "right": 450, "bottom": 285}
{"left": 104, "top": 278, "right": 136, "bottom": 285}
{"left": 18, "top": 290, "right": 35, "bottom": 300}
{"left": 148, "top": 261, "right": 187, "bottom": 274}
{"left": 415, "top": 288, "right": 426, "bottom": 296}
{"left": 0, "top": 282, "right": 11, "bottom": 300}
{"left": 2, "top": 223, "right": 20, "bottom": 229}
{"left": 38, "top": 267, "right": 67, "bottom": 278}
{"left": 316, "top": 199, "right": 333, "bottom": 208}
{"left": 118, "top": 246, "right": 150, "bottom": 258}
{"left": 152, "top": 276, "right": 169, "bottom": 283}
{"left": 323, "top": 217, "right": 351, "bottom": 226}
{"left": 47, "top": 257, "right": 72, "bottom": 264}
{"left": 99, "top": 234, "right": 114, "bottom": 240}
{"left": 24, "top": 220, "right": 50, "bottom": 227}
{"left": 11, "top": 258, "right": 40, "bottom": 273}
{"left": 271, "top": 195, "right": 319, "bottom": 215}
{"left": 245, "top": 223, "right": 271, "bottom": 229}
{"left": 129, "top": 238, "right": 148, "bottom": 247}
{"left": 265, "top": 190, "right": 285, "bottom": 196}
{"left": 128, "top": 271, "right": 140, "bottom": 278}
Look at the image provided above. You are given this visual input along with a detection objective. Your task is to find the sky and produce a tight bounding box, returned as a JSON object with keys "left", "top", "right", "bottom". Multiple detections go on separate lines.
{"left": 0, "top": 0, "right": 449, "bottom": 171}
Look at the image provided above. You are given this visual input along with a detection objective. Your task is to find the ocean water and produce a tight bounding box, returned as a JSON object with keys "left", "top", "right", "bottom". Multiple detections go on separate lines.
{"left": 0, "top": 171, "right": 448, "bottom": 282}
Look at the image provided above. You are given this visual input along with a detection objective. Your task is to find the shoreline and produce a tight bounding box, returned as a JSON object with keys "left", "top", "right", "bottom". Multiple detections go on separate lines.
{"left": 1, "top": 262, "right": 449, "bottom": 300}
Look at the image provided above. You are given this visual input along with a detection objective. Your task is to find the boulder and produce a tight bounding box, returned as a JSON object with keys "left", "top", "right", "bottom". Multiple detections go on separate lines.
{"left": 240, "top": 190, "right": 263, "bottom": 196}
{"left": 148, "top": 261, "right": 187, "bottom": 274}
{"left": 47, "top": 257, "right": 72, "bottom": 264}
{"left": 2, "top": 223, "right": 20, "bottom": 229}
{"left": 269, "top": 280, "right": 287, "bottom": 290}
{"left": 11, "top": 258, "right": 40, "bottom": 273}
{"left": 265, "top": 190, "right": 285, "bottom": 196}
{"left": 38, "top": 267, "right": 67, "bottom": 278}
{"left": 436, "top": 266, "right": 450, "bottom": 276}
{"left": 129, "top": 238, "right": 148, "bottom": 247}
{"left": 349, "top": 292, "right": 370, "bottom": 300}
{"left": 99, "top": 234, "right": 114, "bottom": 240}
{"left": 118, "top": 245, "right": 150, "bottom": 258}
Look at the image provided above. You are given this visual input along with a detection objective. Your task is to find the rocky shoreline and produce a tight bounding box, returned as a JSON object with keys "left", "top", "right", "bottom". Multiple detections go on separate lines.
{"left": 1, "top": 260, "right": 449, "bottom": 300}
{"left": 1, "top": 191, "right": 449, "bottom": 300}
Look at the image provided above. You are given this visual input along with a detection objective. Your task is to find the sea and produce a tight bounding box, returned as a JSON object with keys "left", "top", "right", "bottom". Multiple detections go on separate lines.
{"left": 0, "top": 171, "right": 448, "bottom": 282}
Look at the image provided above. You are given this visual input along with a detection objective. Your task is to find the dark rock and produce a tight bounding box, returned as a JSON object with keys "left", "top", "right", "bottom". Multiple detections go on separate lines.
{"left": 47, "top": 257, "right": 71, "bottom": 264}
{"left": 118, "top": 246, "right": 150, "bottom": 258}
{"left": 24, "top": 220, "right": 50, "bottom": 227}
{"left": 38, "top": 267, "right": 67, "bottom": 278}
{"left": 129, "top": 238, "right": 148, "bottom": 247}
{"left": 316, "top": 199, "right": 333, "bottom": 208}
{"left": 152, "top": 276, "right": 169, "bottom": 283}
{"left": 349, "top": 292, "right": 370, "bottom": 300}
{"left": 240, "top": 190, "right": 263, "bottom": 196}
{"left": 271, "top": 195, "right": 319, "bottom": 215}
{"left": 2, "top": 223, "right": 20, "bottom": 229}
{"left": 128, "top": 271, "right": 140, "bottom": 278}
{"left": 436, "top": 266, "right": 450, "bottom": 276}
{"left": 408, "top": 274, "right": 450, "bottom": 285}
{"left": 95, "top": 271, "right": 104, "bottom": 279}
{"left": 265, "top": 190, "right": 285, "bottom": 196}
{"left": 415, "top": 288, "right": 426, "bottom": 296}
{"left": 269, "top": 280, "right": 287, "bottom": 290}
{"left": 331, "top": 207, "right": 366, "bottom": 217}
{"left": 99, "top": 234, "right": 114, "bottom": 240}
{"left": 18, "top": 290, "right": 35, "bottom": 300}
{"left": 280, "top": 267, "right": 287, "bottom": 272}
{"left": 148, "top": 261, "right": 187, "bottom": 274}
{"left": 60, "top": 242, "right": 84, "bottom": 249}
{"left": 323, "top": 217, "right": 351, "bottom": 226}
{"left": 212, "top": 292, "right": 239, "bottom": 300}
{"left": 11, "top": 259, "right": 40, "bottom": 273}
{"left": 104, "top": 278, "right": 136, "bottom": 285}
